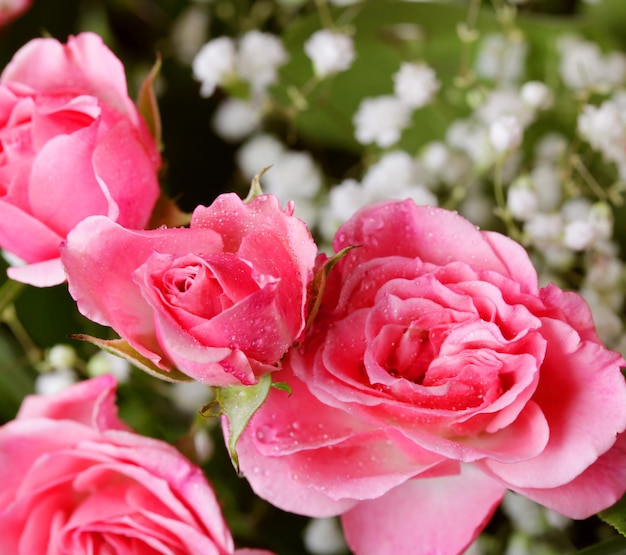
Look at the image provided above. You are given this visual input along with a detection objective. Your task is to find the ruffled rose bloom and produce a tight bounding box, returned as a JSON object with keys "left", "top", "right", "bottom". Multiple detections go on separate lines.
{"left": 0, "top": 32, "right": 160, "bottom": 287}
{"left": 61, "top": 193, "right": 317, "bottom": 386}
{"left": 235, "top": 200, "right": 626, "bottom": 554}
{"left": 0, "top": 375, "right": 273, "bottom": 555}
{"left": 0, "top": 0, "right": 31, "bottom": 27}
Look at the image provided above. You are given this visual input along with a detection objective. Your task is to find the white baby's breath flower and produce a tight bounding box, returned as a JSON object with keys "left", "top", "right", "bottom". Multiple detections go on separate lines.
{"left": 262, "top": 150, "right": 322, "bottom": 202}
{"left": 353, "top": 95, "right": 412, "bottom": 147}
{"left": 507, "top": 176, "right": 538, "bottom": 221}
{"left": 193, "top": 428, "right": 214, "bottom": 464}
{"left": 520, "top": 81, "right": 553, "bottom": 110}
{"left": 563, "top": 219, "right": 596, "bottom": 251}
{"left": 35, "top": 368, "right": 78, "bottom": 396}
{"left": 561, "top": 197, "right": 592, "bottom": 223}
{"left": 501, "top": 492, "right": 547, "bottom": 536}
{"left": 237, "top": 31, "right": 289, "bottom": 93}
{"left": 304, "top": 29, "right": 355, "bottom": 78}
{"left": 529, "top": 163, "right": 562, "bottom": 211}
{"left": 192, "top": 36, "right": 236, "bottom": 97}
{"left": 87, "top": 351, "right": 131, "bottom": 383}
{"left": 447, "top": 118, "right": 494, "bottom": 168}
{"left": 170, "top": 381, "right": 213, "bottom": 413}
{"left": 303, "top": 517, "right": 348, "bottom": 555}
{"left": 362, "top": 150, "right": 417, "bottom": 194}
{"left": 397, "top": 185, "right": 438, "bottom": 207}
{"left": 328, "top": 178, "right": 366, "bottom": 223}
{"left": 237, "top": 134, "right": 286, "bottom": 180}
{"left": 524, "top": 212, "right": 563, "bottom": 248}
{"left": 535, "top": 133, "right": 567, "bottom": 162}
{"left": 47, "top": 344, "right": 77, "bottom": 370}
{"left": 421, "top": 141, "right": 449, "bottom": 177}
{"left": 478, "top": 89, "right": 533, "bottom": 126}
{"left": 212, "top": 98, "right": 261, "bottom": 142}
{"left": 558, "top": 37, "right": 626, "bottom": 90}
{"left": 393, "top": 62, "right": 440, "bottom": 109}
{"left": 578, "top": 101, "right": 626, "bottom": 163}
{"left": 489, "top": 114, "right": 523, "bottom": 152}
{"left": 475, "top": 33, "right": 528, "bottom": 85}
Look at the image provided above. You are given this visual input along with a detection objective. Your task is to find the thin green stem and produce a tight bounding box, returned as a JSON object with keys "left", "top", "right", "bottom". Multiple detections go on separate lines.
{"left": 314, "top": 0, "right": 335, "bottom": 30}
{"left": 1, "top": 304, "right": 42, "bottom": 367}
{"left": 493, "top": 157, "right": 521, "bottom": 241}
{"left": 0, "top": 278, "right": 26, "bottom": 314}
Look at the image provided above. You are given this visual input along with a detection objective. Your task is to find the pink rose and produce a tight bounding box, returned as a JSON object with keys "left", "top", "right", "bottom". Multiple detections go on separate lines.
{"left": 0, "top": 375, "right": 273, "bottom": 555}
{"left": 61, "top": 193, "right": 317, "bottom": 386}
{"left": 235, "top": 200, "right": 626, "bottom": 554}
{"left": 0, "top": 0, "right": 31, "bottom": 27}
{"left": 0, "top": 32, "right": 160, "bottom": 287}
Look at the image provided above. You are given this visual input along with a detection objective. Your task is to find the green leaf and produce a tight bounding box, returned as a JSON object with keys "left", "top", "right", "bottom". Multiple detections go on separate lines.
{"left": 70, "top": 335, "right": 193, "bottom": 383}
{"left": 601, "top": 494, "right": 626, "bottom": 538}
{"left": 137, "top": 54, "right": 163, "bottom": 149}
{"left": 576, "top": 535, "right": 626, "bottom": 555}
{"left": 204, "top": 373, "right": 273, "bottom": 472}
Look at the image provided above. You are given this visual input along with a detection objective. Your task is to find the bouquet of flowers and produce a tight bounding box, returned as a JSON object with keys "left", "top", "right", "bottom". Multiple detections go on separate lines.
{"left": 2, "top": 1, "right": 626, "bottom": 554}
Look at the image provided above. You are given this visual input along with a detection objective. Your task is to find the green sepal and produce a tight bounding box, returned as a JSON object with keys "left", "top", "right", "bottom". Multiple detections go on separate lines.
{"left": 69, "top": 334, "right": 193, "bottom": 383}
{"left": 244, "top": 167, "right": 270, "bottom": 203}
{"left": 202, "top": 373, "right": 273, "bottom": 473}
{"left": 271, "top": 381, "right": 292, "bottom": 395}
{"left": 136, "top": 54, "right": 163, "bottom": 149}
{"left": 305, "top": 245, "right": 358, "bottom": 331}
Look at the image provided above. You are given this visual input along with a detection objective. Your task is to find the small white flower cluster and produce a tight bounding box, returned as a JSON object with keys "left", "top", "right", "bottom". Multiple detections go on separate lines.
{"left": 212, "top": 98, "right": 261, "bottom": 142}
{"left": 303, "top": 517, "right": 348, "bottom": 555}
{"left": 559, "top": 35, "right": 626, "bottom": 91}
{"left": 304, "top": 29, "right": 355, "bottom": 78}
{"left": 447, "top": 84, "right": 551, "bottom": 170}
{"left": 578, "top": 94, "right": 626, "bottom": 179}
{"left": 192, "top": 31, "right": 289, "bottom": 98}
{"left": 320, "top": 150, "right": 438, "bottom": 239}
{"left": 237, "top": 134, "right": 322, "bottom": 226}
{"left": 353, "top": 61, "right": 440, "bottom": 148}
{"left": 35, "top": 345, "right": 131, "bottom": 396}
{"left": 475, "top": 33, "right": 528, "bottom": 85}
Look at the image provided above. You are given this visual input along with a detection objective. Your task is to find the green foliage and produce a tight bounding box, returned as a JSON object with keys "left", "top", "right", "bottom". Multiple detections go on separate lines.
{"left": 202, "top": 373, "right": 273, "bottom": 472}
{"left": 278, "top": 1, "right": 586, "bottom": 154}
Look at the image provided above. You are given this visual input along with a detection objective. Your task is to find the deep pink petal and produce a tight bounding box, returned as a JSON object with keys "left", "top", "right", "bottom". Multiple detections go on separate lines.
{"left": 237, "top": 365, "right": 446, "bottom": 512}
{"left": 17, "top": 374, "right": 124, "bottom": 431}
{"left": 333, "top": 201, "right": 538, "bottom": 293}
{"left": 512, "top": 431, "right": 626, "bottom": 518}
{"left": 0, "top": 201, "right": 62, "bottom": 262}
{"left": 0, "top": 419, "right": 95, "bottom": 507}
{"left": 1, "top": 33, "right": 138, "bottom": 124}
{"left": 483, "top": 318, "right": 626, "bottom": 488}
{"left": 28, "top": 123, "right": 108, "bottom": 237}
{"left": 191, "top": 193, "right": 317, "bottom": 283}
{"left": 341, "top": 466, "right": 505, "bottom": 555}
{"left": 7, "top": 258, "right": 65, "bottom": 286}
{"left": 61, "top": 216, "right": 224, "bottom": 368}
{"left": 92, "top": 116, "right": 160, "bottom": 228}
